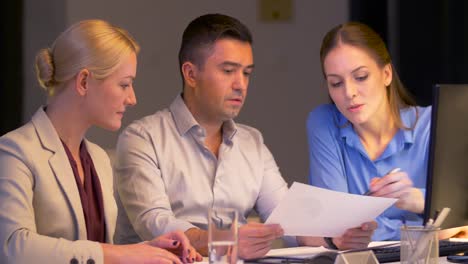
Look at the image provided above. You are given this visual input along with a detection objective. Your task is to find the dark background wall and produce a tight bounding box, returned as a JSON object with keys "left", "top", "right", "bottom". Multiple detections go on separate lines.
{"left": 351, "top": 0, "right": 468, "bottom": 106}
{"left": 1, "top": 1, "right": 23, "bottom": 136}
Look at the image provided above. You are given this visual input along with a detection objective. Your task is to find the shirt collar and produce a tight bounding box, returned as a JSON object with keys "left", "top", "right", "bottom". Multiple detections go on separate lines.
{"left": 169, "top": 94, "right": 238, "bottom": 142}
{"left": 169, "top": 94, "right": 198, "bottom": 136}
{"left": 399, "top": 107, "right": 418, "bottom": 144}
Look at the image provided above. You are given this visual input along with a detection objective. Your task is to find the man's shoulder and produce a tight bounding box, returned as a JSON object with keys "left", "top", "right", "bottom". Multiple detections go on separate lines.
{"left": 234, "top": 123, "right": 263, "bottom": 141}
{"left": 124, "top": 108, "right": 172, "bottom": 134}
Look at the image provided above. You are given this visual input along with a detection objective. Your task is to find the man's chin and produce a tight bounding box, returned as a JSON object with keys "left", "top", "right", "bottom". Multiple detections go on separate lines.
{"left": 225, "top": 111, "right": 240, "bottom": 120}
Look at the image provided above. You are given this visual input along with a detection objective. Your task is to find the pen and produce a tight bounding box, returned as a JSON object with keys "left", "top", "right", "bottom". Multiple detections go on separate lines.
{"left": 364, "top": 168, "right": 401, "bottom": 196}
{"left": 432, "top": 207, "right": 450, "bottom": 228}
{"left": 424, "top": 218, "right": 434, "bottom": 229}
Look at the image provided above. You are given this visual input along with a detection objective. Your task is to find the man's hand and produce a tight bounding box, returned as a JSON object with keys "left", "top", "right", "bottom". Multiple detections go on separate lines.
{"left": 184, "top": 228, "right": 208, "bottom": 256}
{"left": 237, "top": 222, "right": 284, "bottom": 260}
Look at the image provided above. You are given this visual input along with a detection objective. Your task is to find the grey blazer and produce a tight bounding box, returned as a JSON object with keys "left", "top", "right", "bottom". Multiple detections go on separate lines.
{"left": 0, "top": 107, "right": 117, "bottom": 264}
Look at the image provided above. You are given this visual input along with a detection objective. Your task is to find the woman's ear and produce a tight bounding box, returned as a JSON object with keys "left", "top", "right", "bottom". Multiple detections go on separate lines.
{"left": 384, "top": 63, "right": 393, "bottom": 87}
{"left": 181, "top": 62, "right": 198, "bottom": 88}
{"left": 75, "top": 69, "right": 90, "bottom": 96}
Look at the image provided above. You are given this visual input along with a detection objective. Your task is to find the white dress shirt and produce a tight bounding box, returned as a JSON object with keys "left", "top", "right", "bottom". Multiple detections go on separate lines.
{"left": 114, "top": 95, "right": 288, "bottom": 243}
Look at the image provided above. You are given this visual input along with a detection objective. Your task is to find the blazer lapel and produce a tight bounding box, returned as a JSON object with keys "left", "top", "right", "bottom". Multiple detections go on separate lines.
{"left": 31, "top": 108, "right": 88, "bottom": 240}
{"left": 85, "top": 140, "right": 117, "bottom": 243}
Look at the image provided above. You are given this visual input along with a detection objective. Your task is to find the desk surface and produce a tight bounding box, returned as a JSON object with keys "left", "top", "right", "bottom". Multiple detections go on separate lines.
{"left": 199, "top": 257, "right": 450, "bottom": 263}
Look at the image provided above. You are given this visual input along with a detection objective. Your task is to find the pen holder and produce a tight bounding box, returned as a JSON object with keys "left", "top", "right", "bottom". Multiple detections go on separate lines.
{"left": 334, "top": 250, "right": 379, "bottom": 264}
{"left": 400, "top": 226, "right": 439, "bottom": 264}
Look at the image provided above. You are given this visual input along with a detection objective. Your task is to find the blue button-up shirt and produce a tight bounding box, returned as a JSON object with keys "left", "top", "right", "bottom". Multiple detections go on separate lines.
{"left": 306, "top": 104, "right": 431, "bottom": 241}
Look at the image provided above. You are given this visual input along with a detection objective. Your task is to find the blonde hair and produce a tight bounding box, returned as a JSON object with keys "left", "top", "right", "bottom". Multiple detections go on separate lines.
{"left": 35, "top": 19, "right": 140, "bottom": 96}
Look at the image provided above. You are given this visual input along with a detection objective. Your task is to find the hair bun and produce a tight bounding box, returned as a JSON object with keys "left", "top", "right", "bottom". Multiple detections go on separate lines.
{"left": 35, "top": 48, "right": 56, "bottom": 91}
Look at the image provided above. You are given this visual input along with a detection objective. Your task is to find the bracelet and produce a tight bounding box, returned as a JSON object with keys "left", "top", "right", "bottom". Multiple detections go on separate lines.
{"left": 324, "top": 237, "right": 338, "bottom": 249}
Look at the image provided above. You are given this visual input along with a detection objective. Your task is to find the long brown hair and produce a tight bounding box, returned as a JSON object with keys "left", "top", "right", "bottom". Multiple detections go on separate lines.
{"left": 320, "top": 22, "right": 418, "bottom": 129}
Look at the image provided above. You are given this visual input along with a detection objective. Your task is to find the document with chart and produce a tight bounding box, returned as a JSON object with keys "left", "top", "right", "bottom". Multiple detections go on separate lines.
{"left": 265, "top": 182, "right": 397, "bottom": 237}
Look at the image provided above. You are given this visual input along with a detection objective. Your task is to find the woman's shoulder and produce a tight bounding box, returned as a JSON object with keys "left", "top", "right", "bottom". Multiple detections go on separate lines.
{"left": 307, "top": 104, "right": 341, "bottom": 126}
{"left": 400, "top": 105, "right": 431, "bottom": 126}
{"left": 0, "top": 121, "right": 37, "bottom": 153}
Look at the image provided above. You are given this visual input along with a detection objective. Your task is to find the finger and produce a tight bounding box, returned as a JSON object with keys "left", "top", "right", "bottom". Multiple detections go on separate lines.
{"left": 168, "top": 231, "right": 193, "bottom": 260}
{"left": 340, "top": 232, "right": 372, "bottom": 245}
{"left": 371, "top": 178, "right": 412, "bottom": 197}
{"left": 195, "top": 252, "right": 203, "bottom": 262}
{"left": 155, "top": 249, "right": 182, "bottom": 264}
{"left": 249, "top": 244, "right": 271, "bottom": 259}
{"left": 361, "top": 221, "right": 378, "bottom": 231}
{"left": 242, "top": 225, "right": 283, "bottom": 239}
{"left": 185, "top": 246, "right": 199, "bottom": 263}
{"left": 369, "top": 177, "right": 380, "bottom": 186}
{"left": 377, "top": 187, "right": 410, "bottom": 199}
{"left": 380, "top": 170, "right": 413, "bottom": 187}
{"left": 339, "top": 240, "right": 371, "bottom": 250}
{"left": 240, "top": 241, "right": 272, "bottom": 259}
{"left": 154, "top": 258, "right": 175, "bottom": 264}
{"left": 240, "top": 232, "right": 279, "bottom": 246}
{"left": 148, "top": 237, "right": 182, "bottom": 249}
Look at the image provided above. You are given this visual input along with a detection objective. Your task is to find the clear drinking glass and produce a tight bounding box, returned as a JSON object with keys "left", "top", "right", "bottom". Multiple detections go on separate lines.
{"left": 208, "top": 208, "right": 238, "bottom": 264}
{"left": 400, "top": 226, "right": 439, "bottom": 264}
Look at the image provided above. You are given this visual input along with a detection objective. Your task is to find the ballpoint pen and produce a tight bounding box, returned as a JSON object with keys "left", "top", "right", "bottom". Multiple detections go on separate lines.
{"left": 364, "top": 168, "right": 401, "bottom": 196}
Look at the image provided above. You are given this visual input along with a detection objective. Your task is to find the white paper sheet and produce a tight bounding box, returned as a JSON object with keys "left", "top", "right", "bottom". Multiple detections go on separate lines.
{"left": 265, "top": 182, "right": 397, "bottom": 237}
{"left": 266, "top": 246, "right": 335, "bottom": 258}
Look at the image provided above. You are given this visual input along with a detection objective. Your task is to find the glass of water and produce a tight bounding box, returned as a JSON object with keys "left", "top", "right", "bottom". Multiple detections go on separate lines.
{"left": 208, "top": 208, "right": 238, "bottom": 264}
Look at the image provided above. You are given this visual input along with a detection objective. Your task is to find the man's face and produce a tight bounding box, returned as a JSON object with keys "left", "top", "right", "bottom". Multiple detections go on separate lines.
{"left": 191, "top": 38, "right": 254, "bottom": 124}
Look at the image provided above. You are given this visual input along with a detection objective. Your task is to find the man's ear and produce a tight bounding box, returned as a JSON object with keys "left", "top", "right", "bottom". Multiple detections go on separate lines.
{"left": 75, "top": 69, "right": 90, "bottom": 96}
{"left": 181, "top": 62, "right": 198, "bottom": 88}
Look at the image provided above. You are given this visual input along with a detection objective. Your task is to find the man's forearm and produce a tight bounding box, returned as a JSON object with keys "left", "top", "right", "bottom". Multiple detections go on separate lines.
{"left": 185, "top": 228, "right": 208, "bottom": 256}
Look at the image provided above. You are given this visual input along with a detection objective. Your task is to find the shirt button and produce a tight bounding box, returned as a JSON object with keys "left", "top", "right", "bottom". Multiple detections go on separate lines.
{"left": 70, "top": 258, "right": 78, "bottom": 264}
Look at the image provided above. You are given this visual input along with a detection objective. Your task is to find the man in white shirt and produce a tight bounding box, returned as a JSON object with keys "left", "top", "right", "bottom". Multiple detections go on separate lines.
{"left": 114, "top": 13, "right": 377, "bottom": 260}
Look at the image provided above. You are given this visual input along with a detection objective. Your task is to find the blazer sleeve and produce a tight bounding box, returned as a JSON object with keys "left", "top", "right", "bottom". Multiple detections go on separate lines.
{"left": 0, "top": 141, "right": 104, "bottom": 264}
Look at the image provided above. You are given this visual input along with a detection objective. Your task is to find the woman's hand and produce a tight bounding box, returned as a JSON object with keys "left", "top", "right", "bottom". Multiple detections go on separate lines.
{"left": 369, "top": 170, "right": 424, "bottom": 213}
{"left": 332, "top": 221, "right": 377, "bottom": 249}
{"left": 147, "top": 230, "right": 203, "bottom": 263}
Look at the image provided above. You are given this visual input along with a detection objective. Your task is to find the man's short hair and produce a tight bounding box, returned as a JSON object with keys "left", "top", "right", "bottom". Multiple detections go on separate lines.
{"left": 178, "top": 13, "right": 253, "bottom": 85}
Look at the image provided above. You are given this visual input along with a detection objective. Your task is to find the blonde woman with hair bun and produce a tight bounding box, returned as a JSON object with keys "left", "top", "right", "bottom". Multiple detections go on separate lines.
{"left": 0, "top": 19, "right": 201, "bottom": 264}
